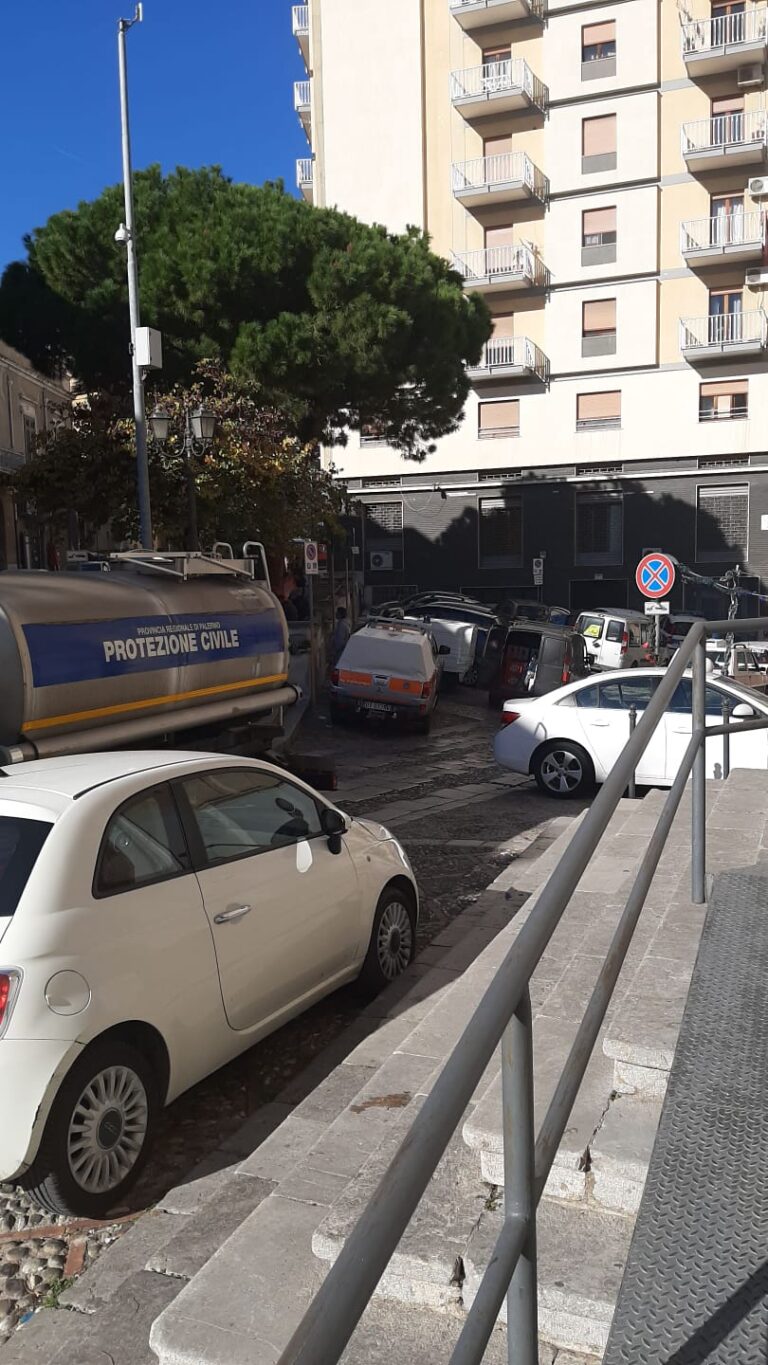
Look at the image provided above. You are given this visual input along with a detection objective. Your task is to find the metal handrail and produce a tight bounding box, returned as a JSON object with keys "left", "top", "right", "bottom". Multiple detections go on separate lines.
{"left": 450, "top": 58, "right": 548, "bottom": 112}
{"left": 680, "top": 308, "right": 768, "bottom": 350}
{"left": 292, "top": 4, "right": 309, "bottom": 35}
{"left": 680, "top": 210, "right": 764, "bottom": 253}
{"left": 681, "top": 110, "right": 768, "bottom": 155}
{"left": 278, "top": 618, "right": 768, "bottom": 1365}
{"left": 451, "top": 152, "right": 550, "bottom": 203}
{"left": 682, "top": 5, "right": 767, "bottom": 53}
{"left": 294, "top": 80, "right": 310, "bottom": 110}
{"left": 296, "top": 158, "right": 313, "bottom": 189}
{"left": 452, "top": 245, "right": 550, "bottom": 289}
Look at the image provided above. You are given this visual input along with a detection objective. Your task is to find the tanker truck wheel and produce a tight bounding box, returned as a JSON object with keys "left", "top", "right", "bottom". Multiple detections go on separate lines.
{"left": 22, "top": 1040, "right": 159, "bottom": 1217}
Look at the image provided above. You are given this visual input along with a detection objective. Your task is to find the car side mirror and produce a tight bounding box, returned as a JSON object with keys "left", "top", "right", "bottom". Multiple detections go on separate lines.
{"left": 321, "top": 806, "right": 346, "bottom": 854}
{"left": 438, "top": 644, "right": 451, "bottom": 656}
{"left": 732, "top": 702, "right": 756, "bottom": 719}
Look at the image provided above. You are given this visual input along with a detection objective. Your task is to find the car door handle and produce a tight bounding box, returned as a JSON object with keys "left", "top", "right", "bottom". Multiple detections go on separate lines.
{"left": 588, "top": 720, "right": 610, "bottom": 727}
{"left": 214, "top": 904, "right": 253, "bottom": 925}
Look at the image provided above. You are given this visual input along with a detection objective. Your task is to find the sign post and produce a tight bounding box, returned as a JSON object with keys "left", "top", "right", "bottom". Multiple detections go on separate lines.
{"left": 636, "top": 553, "right": 676, "bottom": 663}
{"left": 304, "top": 541, "right": 319, "bottom": 707}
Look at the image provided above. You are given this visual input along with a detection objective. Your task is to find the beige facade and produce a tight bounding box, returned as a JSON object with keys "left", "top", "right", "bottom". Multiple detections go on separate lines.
{"left": 292, "top": 0, "right": 768, "bottom": 607}
{"left": 0, "top": 342, "right": 70, "bottom": 569}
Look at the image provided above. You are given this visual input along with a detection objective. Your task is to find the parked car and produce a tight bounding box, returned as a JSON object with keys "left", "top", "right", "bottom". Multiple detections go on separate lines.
{"left": 574, "top": 609, "right": 657, "bottom": 671}
{"left": 330, "top": 619, "right": 443, "bottom": 732}
{"left": 401, "top": 614, "right": 477, "bottom": 685}
{"left": 494, "top": 667, "right": 768, "bottom": 798}
{"left": 665, "top": 614, "right": 706, "bottom": 650}
{"left": 706, "top": 641, "right": 768, "bottom": 692}
{"left": 391, "top": 601, "right": 506, "bottom": 688}
{"left": 495, "top": 598, "right": 571, "bottom": 627}
{"left": 489, "top": 624, "right": 589, "bottom": 708}
{"left": 0, "top": 751, "right": 418, "bottom": 1214}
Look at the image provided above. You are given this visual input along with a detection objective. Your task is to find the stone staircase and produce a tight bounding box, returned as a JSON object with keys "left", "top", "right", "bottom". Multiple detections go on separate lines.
{"left": 138, "top": 773, "right": 768, "bottom": 1364}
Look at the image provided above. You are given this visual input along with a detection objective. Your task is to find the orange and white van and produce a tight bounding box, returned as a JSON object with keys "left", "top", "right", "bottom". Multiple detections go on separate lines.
{"left": 329, "top": 620, "right": 443, "bottom": 734}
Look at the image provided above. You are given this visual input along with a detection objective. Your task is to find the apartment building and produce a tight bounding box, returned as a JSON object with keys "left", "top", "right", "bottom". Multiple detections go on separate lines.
{"left": 292, "top": 0, "right": 768, "bottom": 613}
{"left": 0, "top": 341, "right": 70, "bottom": 569}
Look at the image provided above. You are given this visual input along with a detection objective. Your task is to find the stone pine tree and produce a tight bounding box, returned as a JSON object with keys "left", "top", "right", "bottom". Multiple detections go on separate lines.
{"left": 0, "top": 167, "right": 490, "bottom": 460}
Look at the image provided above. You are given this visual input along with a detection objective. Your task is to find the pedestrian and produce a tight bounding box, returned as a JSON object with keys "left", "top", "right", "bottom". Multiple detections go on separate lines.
{"left": 330, "top": 606, "right": 351, "bottom": 663}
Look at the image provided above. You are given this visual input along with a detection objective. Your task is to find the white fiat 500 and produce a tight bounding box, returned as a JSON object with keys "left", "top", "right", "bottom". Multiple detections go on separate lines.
{"left": 0, "top": 753, "right": 418, "bottom": 1215}
{"left": 494, "top": 667, "right": 768, "bottom": 798}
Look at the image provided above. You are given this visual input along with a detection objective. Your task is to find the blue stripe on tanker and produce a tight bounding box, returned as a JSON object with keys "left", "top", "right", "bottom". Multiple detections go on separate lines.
{"left": 23, "top": 611, "right": 285, "bottom": 688}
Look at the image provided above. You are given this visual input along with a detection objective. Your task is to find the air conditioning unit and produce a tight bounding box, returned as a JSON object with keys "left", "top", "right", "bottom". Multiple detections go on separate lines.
{"left": 369, "top": 551, "right": 394, "bottom": 571}
{"left": 748, "top": 175, "right": 768, "bottom": 198}
{"left": 738, "top": 63, "right": 765, "bottom": 88}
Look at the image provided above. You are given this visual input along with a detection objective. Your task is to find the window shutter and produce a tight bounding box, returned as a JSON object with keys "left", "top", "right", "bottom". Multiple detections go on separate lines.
{"left": 583, "top": 206, "right": 616, "bottom": 234}
{"left": 583, "top": 114, "right": 617, "bottom": 155}
{"left": 492, "top": 313, "right": 516, "bottom": 337}
{"left": 485, "top": 224, "right": 516, "bottom": 249}
{"left": 697, "top": 485, "right": 748, "bottom": 559}
{"left": 577, "top": 391, "right": 621, "bottom": 420}
{"left": 483, "top": 45, "right": 510, "bottom": 63}
{"left": 583, "top": 298, "right": 616, "bottom": 333}
{"left": 484, "top": 134, "right": 513, "bottom": 157}
{"left": 712, "top": 95, "right": 744, "bottom": 115}
{"left": 700, "top": 379, "right": 748, "bottom": 396}
{"left": 583, "top": 20, "right": 616, "bottom": 44}
{"left": 479, "top": 495, "right": 523, "bottom": 567}
{"left": 479, "top": 400, "right": 520, "bottom": 432}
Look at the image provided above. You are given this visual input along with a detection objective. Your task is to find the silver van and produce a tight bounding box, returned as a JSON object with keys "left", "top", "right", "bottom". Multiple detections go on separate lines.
{"left": 575, "top": 608, "right": 656, "bottom": 671}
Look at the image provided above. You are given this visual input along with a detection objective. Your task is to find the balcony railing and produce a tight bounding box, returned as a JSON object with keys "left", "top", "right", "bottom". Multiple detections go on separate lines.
{"left": 294, "top": 80, "right": 311, "bottom": 111}
{"left": 292, "top": 5, "right": 309, "bottom": 36}
{"left": 680, "top": 309, "right": 768, "bottom": 351}
{"left": 451, "top": 152, "right": 549, "bottom": 203}
{"left": 449, "top": 0, "right": 546, "bottom": 20}
{"left": 682, "top": 110, "right": 768, "bottom": 156}
{"left": 450, "top": 58, "right": 548, "bottom": 112}
{"left": 452, "top": 245, "right": 550, "bottom": 288}
{"left": 680, "top": 211, "right": 764, "bottom": 253}
{"left": 682, "top": 5, "right": 767, "bottom": 55}
{"left": 470, "top": 335, "right": 550, "bottom": 382}
{"left": 296, "top": 158, "right": 313, "bottom": 192}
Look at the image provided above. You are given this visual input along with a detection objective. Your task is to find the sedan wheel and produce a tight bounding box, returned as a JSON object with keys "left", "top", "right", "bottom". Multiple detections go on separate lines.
{"left": 358, "top": 886, "right": 416, "bottom": 994}
{"left": 22, "top": 1040, "right": 158, "bottom": 1217}
{"left": 534, "top": 741, "right": 594, "bottom": 799}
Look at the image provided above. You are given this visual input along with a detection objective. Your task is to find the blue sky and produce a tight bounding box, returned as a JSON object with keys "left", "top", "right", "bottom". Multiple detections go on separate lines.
{"left": 0, "top": 1, "right": 307, "bottom": 270}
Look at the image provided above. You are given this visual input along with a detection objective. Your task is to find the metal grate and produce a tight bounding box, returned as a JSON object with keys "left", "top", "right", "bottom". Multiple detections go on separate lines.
{"left": 697, "top": 484, "right": 748, "bottom": 561}
{"left": 479, "top": 494, "right": 522, "bottom": 568}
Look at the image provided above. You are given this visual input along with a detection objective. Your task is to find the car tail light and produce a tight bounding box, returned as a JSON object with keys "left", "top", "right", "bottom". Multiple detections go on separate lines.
{"left": 500, "top": 711, "right": 520, "bottom": 727}
{"left": 330, "top": 668, "right": 339, "bottom": 686}
{"left": 421, "top": 679, "right": 433, "bottom": 699}
{"left": 0, "top": 971, "right": 20, "bottom": 1038}
{"left": 620, "top": 630, "right": 629, "bottom": 656}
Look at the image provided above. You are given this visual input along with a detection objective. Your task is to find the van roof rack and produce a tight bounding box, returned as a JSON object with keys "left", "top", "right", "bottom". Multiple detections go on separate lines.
{"left": 363, "top": 615, "right": 432, "bottom": 636}
{"left": 110, "top": 551, "right": 257, "bottom": 582}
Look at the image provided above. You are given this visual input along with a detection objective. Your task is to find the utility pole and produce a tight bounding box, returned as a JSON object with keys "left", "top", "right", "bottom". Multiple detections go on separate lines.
{"left": 117, "top": 5, "right": 152, "bottom": 549}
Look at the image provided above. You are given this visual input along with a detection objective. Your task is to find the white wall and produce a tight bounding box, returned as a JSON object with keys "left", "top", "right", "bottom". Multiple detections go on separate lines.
{"left": 545, "top": 90, "right": 660, "bottom": 195}
{"left": 318, "top": 0, "right": 425, "bottom": 233}
{"left": 542, "top": 0, "right": 659, "bottom": 101}
{"left": 547, "top": 278, "right": 658, "bottom": 371}
{"left": 545, "top": 185, "right": 659, "bottom": 285}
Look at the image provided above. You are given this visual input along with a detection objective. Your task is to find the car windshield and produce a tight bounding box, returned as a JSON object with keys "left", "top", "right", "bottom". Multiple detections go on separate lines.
{"left": 578, "top": 615, "right": 605, "bottom": 640}
{"left": 0, "top": 814, "right": 51, "bottom": 917}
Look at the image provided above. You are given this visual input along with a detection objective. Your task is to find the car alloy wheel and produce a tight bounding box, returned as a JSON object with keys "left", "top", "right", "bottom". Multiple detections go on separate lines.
{"left": 540, "top": 748, "right": 585, "bottom": 796}
{"left": 66, "top": 1065, "right": 149, "bottom": 1195}
{"left": 376, "top": 900, "right": 414, "bottom": 980}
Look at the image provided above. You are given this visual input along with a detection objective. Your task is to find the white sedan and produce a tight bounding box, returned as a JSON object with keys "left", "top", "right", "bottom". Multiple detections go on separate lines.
{"left": 494, "top": 667, "right": 768, "bottom": 798}
{"left": 0, "top": 753, "right": 418, "bottom": 1215}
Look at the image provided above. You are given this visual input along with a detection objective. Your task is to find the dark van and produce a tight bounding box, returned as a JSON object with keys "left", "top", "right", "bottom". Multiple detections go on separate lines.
{"left": 489, "top": 624, "right": 589, "bottom": 708}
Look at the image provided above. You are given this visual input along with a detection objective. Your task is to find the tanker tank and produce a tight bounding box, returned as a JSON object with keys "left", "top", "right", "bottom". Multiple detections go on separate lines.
{"left": 0, "top": 550, "right": 297, "bottom": 763}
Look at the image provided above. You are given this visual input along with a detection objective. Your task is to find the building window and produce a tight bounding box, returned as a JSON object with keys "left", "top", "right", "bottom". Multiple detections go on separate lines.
{"left": 478, "top": 399, "right": 520, "bottom": 439}
{"left": 360, "top": 421, "right": 387, "bottom": 446}
{"left": 696, "top": 484, "right": 748, "bottom": 562}
{"left": 576, "top": 391, "right": 621, "bottom": 431}
{"left": 711, "top": 94, "right": 745, "bottom": 144}
{"left": 582, "top": 114, "right": 617, "bottom": 173}
{"left": 699, "top": 379, "right": 748, "bottom": 421}
{"left": 365, "top": 501, "right": 404, "bottom": 572}
{"left": 582, "top": 206, "right": 617, "bottom": 265}
{"left": 20, "top": 406, "right": 37, "bottom": 459}
{"left": 582, "top": 298, "right": 617, "bottom": 357}
{"left": 582, "top": 21, "right": 616, "bottom": 78}
{"left": 575, "top": 492, "right": 623, "bottom": 565}
{"left": 478, "top": 495, "right": 523, "bottom": 569}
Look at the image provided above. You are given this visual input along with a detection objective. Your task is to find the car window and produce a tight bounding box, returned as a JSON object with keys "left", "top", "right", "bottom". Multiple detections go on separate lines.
{"left": 573, "top": 683, "right": 601, "bottom": 709}
{"left": 0, "top": 815, "right": 51, "bottom": 917}
{"left": 578, "top": 615, "right": 605, "bottom": 640}
{"left": 667, "top": 680, "right": 729, "bottom": 717}
{"left": 179, "top": 768, "right": 323, "bottom": 867}
{"left": 597, "top": 678, "right": 657, "bottom": 710}
{"left": 95, "top": 785, "right": 189, "bottom": 897}
{"left": 605, "top": 620, "right": 624, "bottom": 643}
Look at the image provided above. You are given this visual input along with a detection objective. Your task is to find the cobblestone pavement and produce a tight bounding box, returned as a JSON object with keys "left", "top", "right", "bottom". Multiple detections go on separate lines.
{"left": 0, "top": 689, "right": 579, "bottom": 1349}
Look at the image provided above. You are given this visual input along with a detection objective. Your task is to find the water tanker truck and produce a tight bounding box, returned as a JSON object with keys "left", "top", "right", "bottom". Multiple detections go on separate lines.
{"left": 0, "top": 548, "right": 298, "bottom": 764}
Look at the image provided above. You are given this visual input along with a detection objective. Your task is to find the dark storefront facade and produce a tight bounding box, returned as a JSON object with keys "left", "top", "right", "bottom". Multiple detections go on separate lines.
{"left": 345, "top": 455, "right": 768, "bottom": 619}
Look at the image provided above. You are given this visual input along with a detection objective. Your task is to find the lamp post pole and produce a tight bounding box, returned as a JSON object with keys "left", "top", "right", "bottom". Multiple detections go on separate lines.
{"left": 148, "top": 406, "right": 215, "bottom": 553}
{"left": 117, "top": 5, "right": 152, "bottom": 549}
{"left": 182, "top": 408, "right": 200, "bottom": 552}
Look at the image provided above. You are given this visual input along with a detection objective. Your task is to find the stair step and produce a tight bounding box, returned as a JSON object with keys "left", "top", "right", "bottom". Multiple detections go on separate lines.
{"left": 591, "top": 1091, "right": 664, "bottom": 1216}
{"left": 464, "top": 1200, "right": 633, "bottom": 1358}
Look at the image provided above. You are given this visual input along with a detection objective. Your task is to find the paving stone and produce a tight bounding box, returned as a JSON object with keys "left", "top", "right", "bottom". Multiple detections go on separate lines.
{"left": 0, "top": 1307, "right": 95, "bottom": 1363}
{"left": 146, "top": 1174, "right": 275, "bottom": 1281}
{"left": 237, "top": 1114, "right": 329, "bottom": 1183}
{"left": 603, "top": 956, "right": 695, "bottom": 1072}
{"left": 155, "top": 1154, "right": 239, "bottom": 1216}
{"left": 292, "top": 1063, "right": 380, "bottom": 1125}
{"left": 337, "top": 1298, "right": 511, "bottom": 1364}
{"left": 58, "top": 1210, "right": 187, "bottom": 1312}
{"left": 591, "top": 1093, "right": 663, "bottom": 1215}
{"left": 217, "top": 1101, "right": 295, "bottom": 1158}
{"left": 464, "top": 1200, "right": 633, "bottom": 1357}
{"left": 27, "top": 1271, "right": 179, "bottom": 1365}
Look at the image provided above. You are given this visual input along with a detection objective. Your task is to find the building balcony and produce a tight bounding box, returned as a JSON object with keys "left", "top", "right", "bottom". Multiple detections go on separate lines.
{"left": 296, "top": 157, "right": 314, "bottom": 203}
{"left": 292, "top": 5, "right": 309, "bottom": 64}
{"left": 452, "top": 245, "right": 550, "bottom": 292}
{"left": 467, "top": 335, "right": 550, "bottom": 383}
{"left": 681, "top": 7, "right": 767, "bottom": 73}
{"left": 451, "top": 151, "right": 549, "bottom": 207}
{"left": 294, "top": 80, "right": 311, "bottom": 138}
{"left": 680, "top": 211, "right": 764, "bottom": 264}
{"left": 450, "top": 58, "right": 547, "bottom": 118}
{"left": 449, "top": 0, "right": 545, "bottom": 29}
{"left": 682, "top": 111, "right": 768, "bottom": 170}
{"left": 680, "top": 308, "right": 768, "bottom": 359}
{"left": 0, "top": 447, "right": 25, "bottom": 474}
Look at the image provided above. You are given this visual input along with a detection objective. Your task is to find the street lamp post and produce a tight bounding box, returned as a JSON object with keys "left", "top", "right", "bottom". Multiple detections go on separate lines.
{"left": 149, "top": 406, "right": 216, "bottom": 551}
{"left": 117, "top": 4, "right": 152, "bottom": 549}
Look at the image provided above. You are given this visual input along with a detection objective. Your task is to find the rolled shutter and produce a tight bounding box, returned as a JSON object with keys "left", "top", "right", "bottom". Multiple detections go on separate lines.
{"left": 577, "top": 391, "right": 621, "bottom": 420}
{"left": 479, "top": 399, "right": 520, "bottom": 432}
{"left": 583, "top": 20, "right": 616, "bottom": 43}
{"left": 583, "top": 206, "right": 616, "bottom": 234}
{"left": 583, "top": 298, "right": 616, "bottom": 333}
{"left": 583, "top": 114, "right": 617, "bottom": 155}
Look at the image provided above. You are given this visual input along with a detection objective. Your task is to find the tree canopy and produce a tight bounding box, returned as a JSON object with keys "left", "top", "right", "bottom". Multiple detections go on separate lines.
{"left": 0, "top": 167, "right": 490, "bottom": 458}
